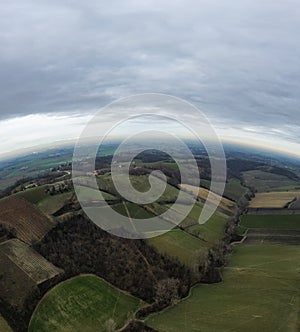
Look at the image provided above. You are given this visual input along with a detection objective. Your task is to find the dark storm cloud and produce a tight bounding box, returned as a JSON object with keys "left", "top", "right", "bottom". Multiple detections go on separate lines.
{"left": 0, "top": 0, "right": 299, "bottom": 141}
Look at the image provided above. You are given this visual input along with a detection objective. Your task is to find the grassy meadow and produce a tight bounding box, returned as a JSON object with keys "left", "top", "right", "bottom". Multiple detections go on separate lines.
{"left": 147, "top": 229, "right": 206, "bottom": 266}
{"left": 239, "top": 214, "right": 300, "bottom": 233}
{"left": 37, "top": 192, "right": 74, "bottom": 215}
{"left": 15, "top": 185, "right": 49, "bottom": 204}
{"left": 224, "top": 178, "right": 249, "bottom": 202}
{"left": 29, "top": 275, "right": 142, "bottom": 332}
{"left": 147, "top": 244, "right": 300, "bottom": 332}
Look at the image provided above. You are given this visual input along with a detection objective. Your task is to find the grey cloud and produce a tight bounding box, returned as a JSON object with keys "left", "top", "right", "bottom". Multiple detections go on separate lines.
{"left": 0, "top": 0, "right": 299, "bottom": 144}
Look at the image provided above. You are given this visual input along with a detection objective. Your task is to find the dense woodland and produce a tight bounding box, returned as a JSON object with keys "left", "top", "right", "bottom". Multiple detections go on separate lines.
{"left": 34, "top": 215, "right": 192, "bottom": 304}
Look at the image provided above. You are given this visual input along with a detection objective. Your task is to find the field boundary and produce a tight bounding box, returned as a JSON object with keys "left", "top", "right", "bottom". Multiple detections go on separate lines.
{"left": 248, "top": 208, "right": 300, "bottom": 215}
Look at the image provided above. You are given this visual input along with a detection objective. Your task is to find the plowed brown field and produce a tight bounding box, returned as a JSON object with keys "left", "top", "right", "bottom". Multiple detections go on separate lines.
{"left": 0, "top": 196, "right": 54, "bottom": 244}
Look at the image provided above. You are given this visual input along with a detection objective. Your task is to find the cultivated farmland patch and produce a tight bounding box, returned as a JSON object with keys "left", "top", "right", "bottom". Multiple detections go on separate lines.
{"left": 37, "top": 192, "right": 74, "bottom": 215}
{"left": 0, "top": 239, "right": 63, "bottom": 284}
{"left": 249, "top": 191, "right": 300, "bottom": 209}
{"left": 0, "top": 196, "right": 54, "bottom": 244}
{"left": 180, "top": 184, "right": 235, "bottom": 213}
{"left": 147, "top": 228, "right": 206, "bottom": 266}
{"left": 0, "top": 250, "right": 37, "bottom": 308}
{"left": 243, "top": 229, "right": 300, "bottom": 245}
{"left": 240, "top": 214, "right": 300, "bottom": 232}
{"left": 224, "top": 178, "right": 249, "bottom": 202}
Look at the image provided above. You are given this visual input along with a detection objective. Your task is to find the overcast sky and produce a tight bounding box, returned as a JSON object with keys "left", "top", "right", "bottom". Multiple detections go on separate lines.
{"left": 0, "top": 0, "right": 299, "bottom": 157}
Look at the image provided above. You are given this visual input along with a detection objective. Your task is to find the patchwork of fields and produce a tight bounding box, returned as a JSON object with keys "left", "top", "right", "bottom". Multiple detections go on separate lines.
{"left": 0, "top": 150, "right": 73, "bottom": 191}
{"left": 16, "top": 183, "right": 76, "bottom": 216}
{"left": 147, "top": 200, "right": 229, "bottom": 266}
{"left": 146, "top": 244, "right": 300, "bottom": 332}
{"left": 78, "top": 171, "right": 231, "bottom": 262}
{"left": 147, "top": 193, "right": 300, "bottom": 332}
{"left": 96, "top": 172, "right": 184, "bottom": 203}
{"left": 0, "top": 150, "right": 299, "bottom": 332}
{"left": 0, "top": 169, "right": 231, "bottom": 269}
{"left": 29, "top": 275, "right": 142, "bottom": 332}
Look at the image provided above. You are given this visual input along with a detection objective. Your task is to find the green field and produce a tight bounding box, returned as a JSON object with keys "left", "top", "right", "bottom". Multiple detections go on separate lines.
{"left": 147, "top": 244, "right": 300, "bottom": 332}
{"left": 17, "top": 184, "right": 120, "bottom": 216}
{"left": 37, "top": 192, "right": 74, "bottom": 215}
{"left": 0, "top": 316, "right": 12, "bottom": 332}
{"left": 16, "top": 185, "right": 75, "bottom": 215}
{"left": 111, "top": 201, "right": 154, "bottom": 219}
{"left": 86, "top": 200, "right": 227, "bottom": 266}
{"left": 124, "top": 202, "right": 155, "bottom": 219}
{"left": 75, "top": 185, "right": 117, "bottom": 202}
{"left": 97, "top": 173, "right": 181, "bottom": 203}
{"left": 15, "top": 185, "right": 49, "bottom": 204}
{"left": 0, "top": 152, "right": 72, "bottom": 190}
{"left": 161, "top": 161, "right": 179, "bottom": 170}
{"left": 228, "top": 244, "right": 300, "bottom": 272}
{"left": 239, "top": 214, "right": 300, "bottom": 233}
{"left": 29, "top": 275, "right": 142, "bottom": 332}
{"left": 164, "top": 202, "right": 228, "bottom": 243}
{"left": 224, "top": 178, "right": 248, "bottom": 201}
{"left": 137, "top": 160, "right": 179, "bottom": 171}
{"left": 242, "top": 170, "right": 299, "bottom": 192}
{"left": 144, "top": 201, "right": 228, "bottom": 265}
{"left": 147, "top": 202, "right": 228, "bottom": 244}
{"left": 182, "top": 209, "right": 228, "bottom": 243}
{"left": 97, "top": 146, "right": 117, "bottom": 156}
{"left": 147, "top": 229, "right": 206, "bottom": 266}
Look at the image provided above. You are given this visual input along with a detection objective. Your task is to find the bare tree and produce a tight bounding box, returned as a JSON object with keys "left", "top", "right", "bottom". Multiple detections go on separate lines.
{"left": 154, "top": 278, "right": 180, "bottom": 305}
{"left": 196, "top": 248, "right": 210, "bottom": 277}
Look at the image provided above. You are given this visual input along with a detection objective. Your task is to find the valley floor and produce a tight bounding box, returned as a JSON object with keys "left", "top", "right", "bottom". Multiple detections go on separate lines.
{"left": 146, "top": 243, "right": 300, "bottom": 332}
